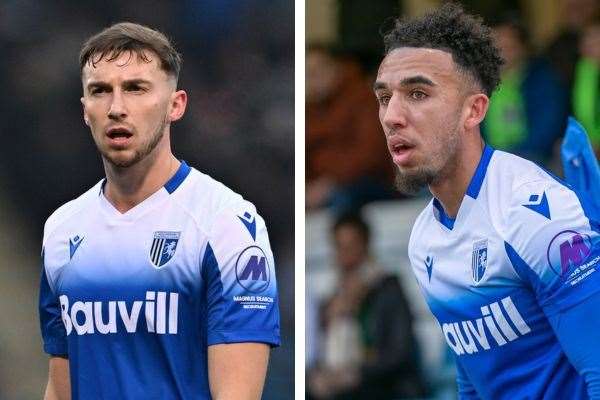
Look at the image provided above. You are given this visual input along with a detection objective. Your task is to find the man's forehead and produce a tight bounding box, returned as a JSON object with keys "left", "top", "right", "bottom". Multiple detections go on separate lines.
{"left": 82, "top": 51, "right": 164, "bottom": 82}
{"left": 376, "top": 47, "right": 457, "bottom": 83}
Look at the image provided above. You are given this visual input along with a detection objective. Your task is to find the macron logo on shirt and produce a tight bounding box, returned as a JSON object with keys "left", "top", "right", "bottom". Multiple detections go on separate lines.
{"left": 69, "top": 235, "right": 84, "bottom": 260}
{"left": 238, "top": 212, "right": 257, "bottom": 241}
{"left": 425, "top": 256, "right": 434, "bottom": 282}
{"left": 442, "top": 296, "right": 531, "bottom": 356}
{"left": 523, "top": 192, "right": 551, "bottom": 220}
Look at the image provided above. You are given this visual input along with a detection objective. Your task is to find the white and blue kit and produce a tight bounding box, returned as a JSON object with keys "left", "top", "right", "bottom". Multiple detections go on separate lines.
{"left": 409, "top": 145, "right": 600, "bottom": 399}
{"left": 39, "top": 161, "right": 280, "bottom": 399}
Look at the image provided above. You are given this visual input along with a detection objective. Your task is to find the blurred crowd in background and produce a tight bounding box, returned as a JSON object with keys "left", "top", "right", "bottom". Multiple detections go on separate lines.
{"left": 306, "top": 0, "right": 600, "bottom": 399}
{"left": 0, "top": 1, "right": 293, "bottom": 399}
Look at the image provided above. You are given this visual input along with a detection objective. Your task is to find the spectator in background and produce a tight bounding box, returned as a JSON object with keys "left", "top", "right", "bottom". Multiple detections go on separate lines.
{"left": 573, "top": 19, "right": 600, "bottom": 152}
{"left": 307, "top": 212, "right": 425, "bottom": 400}
{"left": 544, "top": 0, "right": 599, "bottom": 95}
{"left": 483, "top": 14, "right": 569, "bottom": 164}
{"left": 306, "top": 45, "right": 394, "bottom": 214}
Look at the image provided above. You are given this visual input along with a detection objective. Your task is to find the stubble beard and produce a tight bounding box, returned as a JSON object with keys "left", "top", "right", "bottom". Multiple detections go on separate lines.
{"left": 101, "top": 115, "right": 169, "bottom": 169}
{"left": 394, "top": 165, "right": 436, "bottom": 195}
{"left": 394, "top": 122, "right": 461, "bottom": 195}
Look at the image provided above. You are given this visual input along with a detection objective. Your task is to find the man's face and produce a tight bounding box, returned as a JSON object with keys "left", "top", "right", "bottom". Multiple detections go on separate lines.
{"left": 81, "top": 51, "right": 180, "bottom": 168}
{"left": 306, "top": 49, "right": 338, "bottom": 104}
{"left": 334, "top": 225, "right": 368, "bottom": 272}
{"left": 374, "top": 48, "right": 469, "bottom": 194}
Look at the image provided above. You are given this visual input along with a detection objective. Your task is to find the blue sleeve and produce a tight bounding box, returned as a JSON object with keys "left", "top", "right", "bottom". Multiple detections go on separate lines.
{"left": 505, "top": 179, "right": 600, "bottom": 315}
{"left": 202, "top": 205, "right": 280, "bottom": 347}
{"left": 456, "top": 360, "right": 481, "bottom": 399}
{"left": 549, "top": 289, "right": 600, "bottom": 399}
{"left": 561, "top": 117, "right": 600, "bottom": 221}
{"left": 39, "top": 258, "right": 68, "bottom": 356}
{"left": 505, "top": 177, "right": 600, "bottom": 397}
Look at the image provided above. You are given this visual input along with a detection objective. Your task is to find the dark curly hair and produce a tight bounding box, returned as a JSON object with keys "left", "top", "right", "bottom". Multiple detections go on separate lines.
{"left": 383, "top": 3, "right": 503, "bottom": 96}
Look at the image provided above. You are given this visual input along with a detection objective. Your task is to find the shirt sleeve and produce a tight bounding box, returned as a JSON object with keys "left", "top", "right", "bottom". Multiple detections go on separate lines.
{"left": 504, "top": 178, "right": 600, "bottom": 397}
{"left": 548, "top": 289, "right": 600, "bottom": 399}
{"left": 201, "top": 202, "right": 280, "bottom": 347}
{"left": 504, "top": 178, "right": 600, "bottom": 316}
{"left": 39, "top": 251, "right": 68, "bottom": 356}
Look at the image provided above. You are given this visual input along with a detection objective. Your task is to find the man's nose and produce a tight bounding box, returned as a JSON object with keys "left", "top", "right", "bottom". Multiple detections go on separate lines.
{"left": 108, "top": 91, "right": 127, "bottom": 120}
{"left": 382, "top": 95, "right": 408, "bottom": 134}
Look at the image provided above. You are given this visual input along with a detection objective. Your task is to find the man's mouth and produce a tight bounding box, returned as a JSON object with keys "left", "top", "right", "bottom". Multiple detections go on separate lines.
{"left": 388, "top": 138, "right": 416, "bottom": 165}
{"left": 106, "top": 127, "right": 133, "bottom": 146}
{"left": 107, "top": 127, "right": 133, "bottom": 139}
{"left": 391, "top": 142, "right": 414, "bottom": 153}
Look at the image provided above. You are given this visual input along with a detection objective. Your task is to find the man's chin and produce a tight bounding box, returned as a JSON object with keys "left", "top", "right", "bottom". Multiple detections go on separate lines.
{"left": 394, "top": 168, "right": 434, "bottom": 195}
{"left": 102, "top": 150, "right": 141, "bottom": 169}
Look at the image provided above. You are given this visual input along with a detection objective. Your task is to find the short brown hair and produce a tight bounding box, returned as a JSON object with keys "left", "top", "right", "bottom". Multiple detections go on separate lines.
{"left": 79, "top": 22, "right": 182, "bottom": 81}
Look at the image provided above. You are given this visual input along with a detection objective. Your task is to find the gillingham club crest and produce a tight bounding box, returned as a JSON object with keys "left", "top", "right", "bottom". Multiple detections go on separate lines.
{"left": 150, "top": 231, "right": 181, "bottom": 268}
{"left": 472, "top": 239, "right": 488, "bottom": 284}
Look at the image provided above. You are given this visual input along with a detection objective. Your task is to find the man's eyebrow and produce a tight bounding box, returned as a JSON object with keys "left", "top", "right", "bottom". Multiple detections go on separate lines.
{"left": 400, "top": 75, "right": 435, "bottom": 86}
{"left": 121, "top": 78, "right": 152, "bottom": 86}
{"left": 373, "top": 75, "right": 436, "bottom": 91}
{"left": 86, "top": 81, "right": 110, "bottom": 90}
{"left": 86, "top": 78, "right": 152, "bottom": 90}
{"left": 373, "top": 81, "right": 387, "bottom": 91}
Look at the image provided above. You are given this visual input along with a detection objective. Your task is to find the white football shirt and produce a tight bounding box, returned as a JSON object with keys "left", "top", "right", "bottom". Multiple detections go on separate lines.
{"left": 409, "top": 145, "right": 600, "bottom": 399}
{"left": 39, "top": 161, "right": 280, "bottom": 399}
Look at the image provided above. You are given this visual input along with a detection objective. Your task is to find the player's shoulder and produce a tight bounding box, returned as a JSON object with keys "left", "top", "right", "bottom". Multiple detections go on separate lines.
{"left": 486, "top": 150, "right": 591, "bottom": 247}
{"left": 43, "top": 180, "right": 103, "bottom": 246}
{"left": 173, "top": 166, "right": 260, "bottom": 232}
{"left": 408, "top": 197, "right": 435, "bottom": 255}
{"left": 488, "top": 150, "right": 578, "bottom": 216}
{"left": 488, "top": 150, "right": 561, "bottom": 194}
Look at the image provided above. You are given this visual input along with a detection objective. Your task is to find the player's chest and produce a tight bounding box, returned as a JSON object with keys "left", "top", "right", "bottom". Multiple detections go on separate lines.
{"left": 413, "top": 224, "right": 516, "bottom": 292}
{"left": 52, "top": 216, "right": 204, "bottom": 297}
{"left": 412, "top": 219, "right": 543, "bottom": 356}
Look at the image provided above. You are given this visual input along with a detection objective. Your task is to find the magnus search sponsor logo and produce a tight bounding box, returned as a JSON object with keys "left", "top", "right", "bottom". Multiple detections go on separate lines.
{"left": 235, "top": 246, "right": 270, "bottom": 293}
{"left": 547, "top": 230, "right": 591, "bottom": 276}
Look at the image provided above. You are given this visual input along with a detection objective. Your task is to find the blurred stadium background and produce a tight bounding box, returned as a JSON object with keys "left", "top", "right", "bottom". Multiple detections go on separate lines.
{"left": 0, "top": 1, "right": 293, "bottom": 399}
{"left": 306, "top": 0, "right": 599, "bottom": 399}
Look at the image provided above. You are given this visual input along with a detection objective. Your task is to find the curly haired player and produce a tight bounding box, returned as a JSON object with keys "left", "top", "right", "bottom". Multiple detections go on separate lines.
{"left": 374, "top": 4, "right": 600, "bottom": 399}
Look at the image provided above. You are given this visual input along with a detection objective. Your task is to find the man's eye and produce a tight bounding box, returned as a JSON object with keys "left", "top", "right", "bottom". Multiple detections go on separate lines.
{"left": 126, "top": 86, "right": 145, "bottom": 92}
{"left": 410, "top": 90, "right": 427, "bottom": 100}
{"left": 377, "top": 95, "right": 391, "bottom": 106}
{"left": 91, "top": 87, "right": 107, "bottom": 94}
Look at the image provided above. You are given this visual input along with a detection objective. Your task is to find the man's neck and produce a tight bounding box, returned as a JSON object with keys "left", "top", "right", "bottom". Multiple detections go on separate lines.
{"left": 103, "top": 149, "right": 180, "bottom": 214}
{"left": 429, "top": 136, "right": 485, "bottom": 218}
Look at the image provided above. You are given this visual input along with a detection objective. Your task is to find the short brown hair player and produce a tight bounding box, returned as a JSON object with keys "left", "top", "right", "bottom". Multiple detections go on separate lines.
{"left": 39, "top": 22, "right": 280, "bottom": 400}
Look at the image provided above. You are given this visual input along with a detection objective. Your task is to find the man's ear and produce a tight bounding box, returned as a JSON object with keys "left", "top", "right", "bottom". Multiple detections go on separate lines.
{"left": 463, "top": 93, "right": 489, "bottom": 130}
{"left": 169, "top": 90, "right": 188, "bottom": 122}
{"left": 81, "top": 97, "right": 89, "bottom": 126}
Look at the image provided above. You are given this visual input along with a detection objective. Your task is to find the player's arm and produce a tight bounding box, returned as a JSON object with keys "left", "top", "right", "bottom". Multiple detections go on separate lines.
{"left": 208, "top": 343, "right": 270, "bottom": 400}
{"left": 504, "top": 178, "right": 600, "bottom": 398}
{"left": 39, "top": 250, "right": 70, "bottom": 399}
{"left": 44, "top": 356, "right": 70, "bottom": 400}
{"left": 202, "top": 203, "right": 280, "bottom": 398}
{"left": 549, "top": 290, "right": 600, "bottom": 398}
